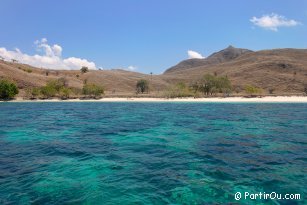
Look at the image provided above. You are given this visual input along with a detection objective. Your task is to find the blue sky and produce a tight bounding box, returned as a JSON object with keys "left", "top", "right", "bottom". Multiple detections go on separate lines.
{"left": 0, "top": 0, "right": 306, "bottom": 73}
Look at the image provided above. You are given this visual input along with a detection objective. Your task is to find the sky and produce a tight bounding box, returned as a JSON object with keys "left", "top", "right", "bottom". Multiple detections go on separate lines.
{"left": 0, "top": 0, "right": 306, "bottom": 73}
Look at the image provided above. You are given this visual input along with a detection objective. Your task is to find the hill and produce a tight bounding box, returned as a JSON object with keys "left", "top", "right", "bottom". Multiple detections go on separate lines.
{"left": 163, "top": 48, "right": 307, "bottom": 94}
{"left": 0, "top": 46, "right": 306, "bottom": 97}
{"left": 164, "top": 46, "right": 253, "bottom": 74}
{"left": 0, "top": 61, "right": 170, "bottom": 97}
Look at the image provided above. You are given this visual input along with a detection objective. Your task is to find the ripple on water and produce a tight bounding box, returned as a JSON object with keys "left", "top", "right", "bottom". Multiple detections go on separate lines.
{"left": 0, "top": 102, "right": 306, "bottom": 204}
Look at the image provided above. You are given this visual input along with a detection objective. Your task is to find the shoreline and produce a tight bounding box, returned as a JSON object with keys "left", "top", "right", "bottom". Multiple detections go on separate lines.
{"left": 2, "top": 96, "right": 307, "bottom": 103}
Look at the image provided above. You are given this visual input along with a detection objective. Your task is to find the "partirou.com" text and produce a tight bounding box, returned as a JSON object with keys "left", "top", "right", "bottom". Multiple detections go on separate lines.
{"left": 234, "top": 191, "right": 301, "bottom": 201}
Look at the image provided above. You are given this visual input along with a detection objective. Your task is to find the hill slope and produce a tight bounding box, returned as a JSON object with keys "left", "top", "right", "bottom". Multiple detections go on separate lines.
{"left": 163, "top": 48, "right": 307, "bottom": 94}
{"left": 0, "top": 47, "right": 306, "bottom": 96}
{"left": 164, "top": 46, "right": 253, "bottom": 74}
{"left": 0, "top": 61, "right": 170, "bottom": 96}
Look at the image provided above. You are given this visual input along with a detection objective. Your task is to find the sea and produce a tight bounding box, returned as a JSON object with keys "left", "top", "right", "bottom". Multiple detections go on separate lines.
{"left": 0, "top": 102, "right": 306, "bottom": 204}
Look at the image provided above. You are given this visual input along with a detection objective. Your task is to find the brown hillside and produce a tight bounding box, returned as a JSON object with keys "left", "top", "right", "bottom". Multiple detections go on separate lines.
{"left": 163, "top": 48, "right": 307, "bottom": 94}
{"left": 0, "top": 47, "right": 306, "bottom": 96}
{"left": 0, "top": 61, "right": 170, "bottom": 96}
{"left": 164, "top": 46, "right": 253, "bottom": 74}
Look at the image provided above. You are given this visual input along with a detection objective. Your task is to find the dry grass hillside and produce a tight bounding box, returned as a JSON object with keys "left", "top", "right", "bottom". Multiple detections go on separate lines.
{"left": 0, "top": 47, "right": 306, "bottom": 97}
{"left": 163, "top": 48, "right": 307, "bottom": 95}
{"left": 165, "top": 46, "right": 252, "bottom": 74}
{"left": 0, "top": 61, "right": 170, "bottom": 97}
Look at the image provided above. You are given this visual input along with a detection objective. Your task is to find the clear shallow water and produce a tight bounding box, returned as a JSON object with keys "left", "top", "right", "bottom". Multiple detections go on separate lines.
{"left": 0, "top": 102, "right": 306, "bottom": 205}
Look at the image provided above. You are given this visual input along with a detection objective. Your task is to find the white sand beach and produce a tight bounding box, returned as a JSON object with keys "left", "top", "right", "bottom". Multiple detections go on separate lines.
{"left": 6, "top": 96, "right": 307, "bottom": 103}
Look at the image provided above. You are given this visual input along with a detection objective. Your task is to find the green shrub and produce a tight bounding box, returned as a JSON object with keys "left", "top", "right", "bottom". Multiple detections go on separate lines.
{"left": 40, "top": 78, "right": 69, "bottom": 98}
{"left": 0, "top": 79, "right": 19, "bottom": 99}
{"left": 40, "top": 85, "right": 57, "bottom": 98}
{"left": 82, "top": 84, "right": 104, "bottom": 98}
{"left": 19, "top": 67, "right": 33, "bottom": 73}
{"left": 46, "top": 78, "right": 67, "bottom": 92}
{"left": 59, "top": 87, "right": 71, "bottom": 99}
{"left": 245, "top": 85, "right": 263, "bottom": 96}
{"left": 25, "top": 68, "right": 32, "bottom": 73}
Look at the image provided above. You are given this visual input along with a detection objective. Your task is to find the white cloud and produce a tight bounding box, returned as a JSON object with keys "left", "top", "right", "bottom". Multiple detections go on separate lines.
{"left": 187, "top": 50, "right": 205, "bottom": 59}
{"left": 52, "top": 44, "right": 62, "bottom": 57}
{"left": 250, "top": 13, "right": 300, "bottom": 31}
{"left": 114, "top": 65, "right": 137, "bottom": 71}
{"left": 127, "top": 65, "right": 137, "bottom": 71}
{"left": 0, "top": 38, "right": 97, "bottom": 70}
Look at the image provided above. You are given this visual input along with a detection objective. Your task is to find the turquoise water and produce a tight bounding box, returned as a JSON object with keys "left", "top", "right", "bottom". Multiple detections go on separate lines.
{"left": 0, "top": 102, "right": 306, "bottom": 205}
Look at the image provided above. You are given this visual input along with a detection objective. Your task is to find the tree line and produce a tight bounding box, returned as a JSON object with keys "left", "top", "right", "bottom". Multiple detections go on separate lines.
{"left": 25, "top": 78, "right": 104, "bottom": 99}
{"left": 1, "top": 71, "right": 307, "bottom": 100}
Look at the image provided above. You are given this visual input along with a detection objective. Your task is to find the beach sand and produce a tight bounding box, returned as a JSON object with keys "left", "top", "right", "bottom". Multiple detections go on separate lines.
{"left": 5, "top": 96, "right": 307, "bottom": 103}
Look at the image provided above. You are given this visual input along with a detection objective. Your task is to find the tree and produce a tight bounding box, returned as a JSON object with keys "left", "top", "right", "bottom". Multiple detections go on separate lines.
{"left": 136, "top": 79, "right": 149, "bottom": 94}
{"left": 11, "top": 59, "right": 18, "bottom": 63}
{"left": 0, "top": 79, "right": 19, "bottom": 99}
{"left": 202, "top": 74, "right": 216, "bottom": 95}
{"left": 197, "top": 74, "right": 232, "bottom": 96}
{"left": 82, "top": 84, "right": 104, "bottom": 98}
{"left": 190, "top": 81, "right": 201, "bottom": 94}
{"left": 216, "top": 76, "right": 232, "bottom": 95}
{"left": 81, "top": 66, "right": 89, "bottom": 73}
{"left": 0, "top": 56, "right": 4, "bottom": 61}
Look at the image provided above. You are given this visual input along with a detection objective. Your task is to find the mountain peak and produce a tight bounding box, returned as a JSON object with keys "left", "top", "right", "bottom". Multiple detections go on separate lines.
{"left": 206, "top": 46, "right": 253, "bottom": 62}
{"left": 164, "top": 46, "right": 253, "bottom": 74}
{"left": 226, "top": 45, "right": 235, "bottom": 49}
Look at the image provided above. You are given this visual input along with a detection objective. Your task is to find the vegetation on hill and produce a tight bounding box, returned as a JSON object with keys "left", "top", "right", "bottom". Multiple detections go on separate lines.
{"left": 40, "top": 78, "right": 69, "bottom": 98}
{"left": 0, "top": 46, "right": 306, "bottom": 97}
{"left": 18, "top": 66, "right": 32, "bottom": 73}
{"left": 25, "top": 78, "right": 72, "bottom": 99}
{"left": 191, "top": 74, "right": 232, "bottom": 96}
{"left": 81, "top": 66, "right": 89, "bottom": 73}
{"left": 0, "top": 79, "right": 19, "bottom": 100}
{"left": 23, "top": 78, "right": 104, "bottom": 99}
{"left": 163, "top": 74, "right": 233, "bottom": 98}
{"left": 136, "top": 79, "right": 149, "bottom": 94}
{"left": 245, "top": 85, "right": 263, "bottom": 96}
{"left": 82, "top": 83, "right": 104, "bottom": 98}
